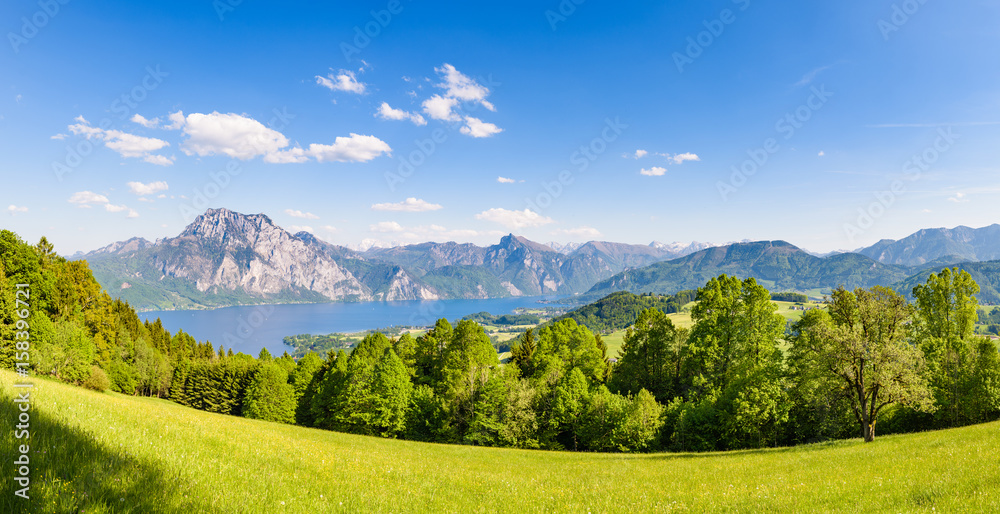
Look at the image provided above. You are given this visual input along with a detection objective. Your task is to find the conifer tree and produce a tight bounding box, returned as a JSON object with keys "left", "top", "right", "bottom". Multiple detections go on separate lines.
{"left": 370, "top": 349, "right": 413, "bottom": 437}
{"left": 243, "top": 362, "right": 296, "bottom": 423}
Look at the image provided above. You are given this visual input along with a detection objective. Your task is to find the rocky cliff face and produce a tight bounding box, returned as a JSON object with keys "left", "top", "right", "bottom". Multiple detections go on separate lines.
{"left": 141, "top": 209, "right": 371, "bottom": 299}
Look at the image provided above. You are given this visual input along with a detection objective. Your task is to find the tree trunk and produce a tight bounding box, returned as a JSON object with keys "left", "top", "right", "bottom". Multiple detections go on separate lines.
{"left": 863, "top": 421, "right": 875, "bottom": 442}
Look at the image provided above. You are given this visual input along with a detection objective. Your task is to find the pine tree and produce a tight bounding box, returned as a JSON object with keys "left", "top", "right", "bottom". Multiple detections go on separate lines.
{"left": 370, "top": 349, "right": 413, "bottom": 437}
{"left": 510, "top": 328, "right": 537, "bottom": 378}
{"left": 169, "top": 360, "right": 191, "bottom": 405}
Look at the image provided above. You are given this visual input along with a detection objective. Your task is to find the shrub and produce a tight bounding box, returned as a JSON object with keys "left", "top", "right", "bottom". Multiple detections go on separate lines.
{"left": 82, "top": 366, "right": 111, "bottom": 392}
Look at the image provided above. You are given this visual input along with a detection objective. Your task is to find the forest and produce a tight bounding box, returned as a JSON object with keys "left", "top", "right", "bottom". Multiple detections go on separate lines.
{"left": 2, "top": 229, "right": 999, "bottom": 452}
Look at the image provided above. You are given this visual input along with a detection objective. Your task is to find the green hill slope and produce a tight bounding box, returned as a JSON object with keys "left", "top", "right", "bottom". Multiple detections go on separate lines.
{"left": 552, "top": 290, "right": 697, "bottom": 333}
{"left": 587, "top": 241, "right": 911, "bottom": 297}
{"left": 4, "top": 370, "right": 998, "bottom": 513}
{"left": 894, "top": 260, "right": 1000, "bottom": 304}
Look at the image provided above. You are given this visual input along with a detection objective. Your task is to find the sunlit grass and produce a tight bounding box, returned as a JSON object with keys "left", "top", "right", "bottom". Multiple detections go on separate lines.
{"left": 3, "top": 369, "right": 999, "bottom": 513}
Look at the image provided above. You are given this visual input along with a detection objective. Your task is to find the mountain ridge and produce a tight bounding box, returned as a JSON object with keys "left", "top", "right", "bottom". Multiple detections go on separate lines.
{"left": 82, "top": 209, "right": 702, "bottom": 310}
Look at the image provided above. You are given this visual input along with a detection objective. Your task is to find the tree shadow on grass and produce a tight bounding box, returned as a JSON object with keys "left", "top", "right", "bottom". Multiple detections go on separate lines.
{"left": 1, "top": 392, "right": 220, "bottom": 514}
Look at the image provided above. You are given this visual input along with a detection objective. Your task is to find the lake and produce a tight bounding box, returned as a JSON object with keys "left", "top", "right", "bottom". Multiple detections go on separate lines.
{"left": 140, "top": 296, "right": 569, "bottom": 356}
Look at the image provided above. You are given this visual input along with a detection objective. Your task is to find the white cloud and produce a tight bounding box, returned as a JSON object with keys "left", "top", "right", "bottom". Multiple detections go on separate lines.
{"left": 552, "top": 226, "right": 601, "bottom": 238}
{"left": 670, "top": 152, "right": 700, "bottom": 164}
{"left": 180, "top": 111, "right": 290, "bottom": 160}
{"left": 818, "top": 151, "right": 825, "bottom": 157}
{"left": 7, "top": 205, "right": 28, "bottom": 215}
{"left": 263, "top": 147, "right": 309, "bottom": 164}
{"left": 104, "top": 132, "right": 171, "bottom": 158}
{"left": 419, "top": 64, "right": 499, "bottom": 132}
{"left": 288, "top": 225, "right": 314, "bottom": 234}
{"left": 629, "top": 149, "right": 648, "bottom": 159}
{"left": 164, "top": 111, "right": 185, "bottom": 130}
{"left": 371, "top": 198, "right": 443, "bottom": 212}
{"left": 307, "top": 133, "right": 391, "bottom": 163}
{"left": 127, "top": 209, "right": 139, "bottom": 219}
{"left": 321, "top": 225, "right": 338, "bottom": 232}
{"left": 71, "top": 110, "right": 390, "bottom": 165}
{"left": 497, "top": 176, "right": 516, "bottom": 184}
{"left": 68, "top": 191, "right": 110, "bottom": 206}
{"left": 143, "top": 154, "right": 175, "bottom": 166}
{"left": 50, "top": 133, "right": 68, "bottom": 140}
{"left": 285, "top": 209, "right": 319, "bottom": 219}
{"left": 475, "top": 208, "right": 554, "bottom": 229}
{"left": 127, "top": 181, "right": 169, "bottom": 196}
{"left": 104, "top": 204, "right": 129, "bottom": 213}
{"left": 640, "top": 167, "right": 667, "bottom": 176}
{"left": 68, "top": 118, "right": 172, "bottom": 164}
{"left": 435, "top": 64, "right": 493, "bottom": 107}
{"left": 376, "top": 102, "right": 427, "bottom": 126}
{"left": 131, "top": 113, "right": 160, "bottom": 128}
{"left": 371, "top": 221, "right": 405, "bottom": 233}
{"left": 316, "top": 69, "right": 366, "bottom": 94}
{"left": 422, "top": 94, "right": 460, "bottom": 121}
{"left": 460, "top": 116, "right": 502, "bottom": 138}
{"left": 947, "top": 192, "right": 969, "bottom": 203}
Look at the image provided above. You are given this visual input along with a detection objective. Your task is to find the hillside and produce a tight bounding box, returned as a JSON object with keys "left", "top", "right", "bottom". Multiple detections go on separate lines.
{"left": 4, "top": 370, "right": 998, "bottom": 513}
{"left": 895, "top": 260, "right": 1000, "bottom": 304}
{"left": 587, "top": 241, "right": 911, "bottom": 297}
{"left": 857, "top": 224, "right": 1000, "bottom": 266}
{"left": 553, "top": 290, "right": 697, "bottom": 333}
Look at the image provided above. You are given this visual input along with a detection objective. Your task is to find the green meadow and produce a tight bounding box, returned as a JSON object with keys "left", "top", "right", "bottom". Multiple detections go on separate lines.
{"left": 3, "top": 369, "right": 998, "bottom": 513}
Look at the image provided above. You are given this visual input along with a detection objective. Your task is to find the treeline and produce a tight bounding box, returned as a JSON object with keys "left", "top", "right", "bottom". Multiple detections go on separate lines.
{"left": 554, "top": 290, "right": 697, "bottom": 333}
{"left": 771, "top": 291, "right": 809, "bottom": 303}
{"left": 283, "top": 333, "right": 358, "bottom": 360}
{"left": 462, "top": 311, "right": 542, "bottom": 326}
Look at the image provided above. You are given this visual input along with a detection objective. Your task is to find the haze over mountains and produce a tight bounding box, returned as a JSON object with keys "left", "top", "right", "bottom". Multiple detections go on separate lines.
{"left": 80, "top": 209, "right": 1000, "bottom": 310}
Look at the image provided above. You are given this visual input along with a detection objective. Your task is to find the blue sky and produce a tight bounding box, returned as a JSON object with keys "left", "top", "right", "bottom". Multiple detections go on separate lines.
{"left": 2, "top": 0, "right": 999, "bottom": 254}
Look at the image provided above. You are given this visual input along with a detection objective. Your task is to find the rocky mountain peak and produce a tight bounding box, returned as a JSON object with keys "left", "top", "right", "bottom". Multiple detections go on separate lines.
{"left": 90, "top": 236, "right": 153, "bottom": 256}
{"left": 180, "top": 208, "right": 278, "bottom": 245}
{"left": 496, "top": 233, "right": 556, "bottom": 254}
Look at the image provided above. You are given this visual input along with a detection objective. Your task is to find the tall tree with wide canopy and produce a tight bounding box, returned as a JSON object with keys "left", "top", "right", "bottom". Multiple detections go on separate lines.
{"left": 796, "top": 286, "right": 933, "bottom": 442}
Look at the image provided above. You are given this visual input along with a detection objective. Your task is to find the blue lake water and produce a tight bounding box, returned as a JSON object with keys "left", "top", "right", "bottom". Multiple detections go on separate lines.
{"left": 140, "top": 296, "right": 569, "bottom": 356}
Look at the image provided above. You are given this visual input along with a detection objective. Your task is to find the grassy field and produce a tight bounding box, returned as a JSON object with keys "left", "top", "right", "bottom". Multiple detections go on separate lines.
{"left": 3, "top": 370, "right": 999, "bottom": 513}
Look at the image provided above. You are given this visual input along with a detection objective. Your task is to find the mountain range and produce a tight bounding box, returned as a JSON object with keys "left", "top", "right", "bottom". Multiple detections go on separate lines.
{"left": 855, "top": 224, "right": 1000, "bottom": 266}
{"left": 82, "top": 208, "right": 711, "bottom": 310}
{"left": 80, "top": 209, "right": 1000, "bottom": 310}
